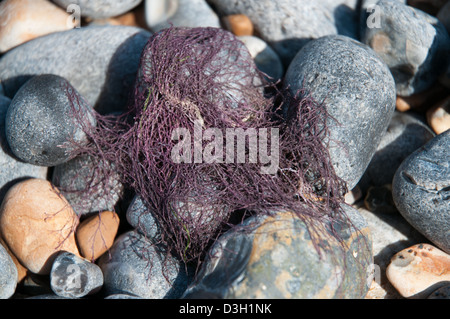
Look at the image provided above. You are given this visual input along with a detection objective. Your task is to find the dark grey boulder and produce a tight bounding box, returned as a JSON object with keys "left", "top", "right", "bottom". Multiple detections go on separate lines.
{"left": 5, "top": 74, "right": 95, "bottom": 167}
{"left": 392, "top": 129, "right": 450, "bottom": 254}
{"left": 284, "top": 34, "right": 396, "bottom": 191}
{"left": 361, "top": 0, "right": 450, "bottom": 96}
{"left": 50, "top": 251, "right": 104, "bottom": 298}
{"left": 0, "top": 25, "right": 151, "bottom": 114}
{"left": 52, "top": 0, "right": 143, "bottom": 19}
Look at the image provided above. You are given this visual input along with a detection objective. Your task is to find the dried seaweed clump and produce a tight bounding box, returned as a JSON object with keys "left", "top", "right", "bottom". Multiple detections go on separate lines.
{"left": 67, "top": 26, "right": 352, "bottom": 266}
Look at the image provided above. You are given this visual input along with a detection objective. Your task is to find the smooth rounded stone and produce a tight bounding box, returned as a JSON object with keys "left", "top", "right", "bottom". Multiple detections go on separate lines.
{"left": 50, "top": 251, "right": 103, "bottom": 298}
{"left": 0, "top": 0, "right": 73, "bottom": 53}
{"left": 208, "top": 0, "right": 360, "bottom": 67}
{"left": 183, "top": 205, "right": 372, "bottom": 299}
{"left": 284, "top": 35, "right": 396, "bottom": 191}
{"left": 386, "top": 243, "right": 450, "bottom": 298}
{"left": 104, "top": 293, "right": 142, "bottom": 299}
{"left": 147, "top": 0, "right": 220, "bottom": 32}
{"left": 238, "top": 35, "right": 284, "bottom": 82}
{"left": 359, "top": 0, "right": 406, "bottom": 39}
{"left": 98, "top": 230, "right": 192, "bottom": 299}
{"left": 427, "top": 95, "right": 450, "bottom": 135}
{"left": 0, "top": 25, "right": 151, "bottom": 115}
{"left": 126, "top": 195, "right": 160, "bottom": 239}
{"left": 357, "top": 206, "right": 427, "bottom": 299}
{"left": 222, "top": 14, "right": 254, "bottom": 36}
{"left": 0, "top": 94, "right": 48, "bottom": 203}
{"left": 143, "top": 0, "right": 178, "bottom": 29}
{"left": 392, "top": 129, "right": 450, "bottom": 254}
{"left": 76, "top": 211, "right": 120, "bottom": 261}
{"left": 0, "top": 236, "right": 27, "bottom": 284}
{"left": 0, "top": 178, "right": 80, "bottom": 275}
{"left": 52, "top": 154, "right": 123, "bottom": 216}
{"left": 5, "top": 74, "right": 95, "bottom": 167}
{"left": 428, "top": 284, "right": 450, "bottom": 299}
{"left": 361, "top": 0, "right": 450, "bottom": 96}
{"left": 358, "top": 112, "right": 435, "bottom": 190}
{"left": 52, "top": 0, "right": 143, "bottom": 19}
{"left": 0, "top": 242, "right": 17, "bottom": 299}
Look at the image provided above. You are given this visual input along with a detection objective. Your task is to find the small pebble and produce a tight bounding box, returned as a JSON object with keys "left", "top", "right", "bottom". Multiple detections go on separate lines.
{"left": 144, "top": 0, "right": 178, "bottom": 29}
{"left": 426, "top": 96, "right": 450, "bottom": 135}
{"left": 386, "top": 243, "right": 450, "bottom": 298}
{"left": 0, "top": 0, "right": 73, "bottom": 53}
{"left": 76, "top": 211, "right": 120, "bottom": 261}
{"left": 0, "top": 241, "right": 17, "bottom": 299}
{"left": 50, "top": 251, "right": 103, "bottom": 298}
{"left": 395, "top": 84, "right": 448, "bottom": 112}
{"left": 52, "top": 0, "right": 143, "bottom": 19}
{"left": 222, "top": 14, "right": 254, "bottom": 36}
{"left": 0, "top": 178, "right": 80, "bottom": 275}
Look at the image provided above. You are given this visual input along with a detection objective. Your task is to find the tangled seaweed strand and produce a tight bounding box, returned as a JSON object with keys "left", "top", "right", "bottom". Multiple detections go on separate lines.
{"left": 66, "top": 26, "right": 354, "bottom": 269}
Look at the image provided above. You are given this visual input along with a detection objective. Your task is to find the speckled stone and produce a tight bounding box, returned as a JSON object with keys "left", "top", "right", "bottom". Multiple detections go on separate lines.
{"left": 50, "top": 251, "right": 103, "bottom": 298}
{"left": 361, "top": 0, "right": 450, "bottom": 96}
{"left": 0, "top": 94, "right": 48, "bottom": 203}
{"left": 386, "top": 243, "right": 450, "bottom": 298}
{"left": 0, "top": 25, "right": 151, "bottom": 114}
{"left": 0, "top": 241, "right": 17, "bottom": 299}
{"left": 284, "top": 35, "right": 396, "bottom": 191}
{"left": 208, "top": 0, "right": 360, "bottom": 67}
{"left": 5, "top": 74, "right": 95, "bottom": 167}
{"left": 52, "top": 0, "right": 143, "bottom": 19}
{"left": 126, "top": 195, "right": 160, "bottom": 239}
{"left": 98, "top": 230, "right": 192, "bottom": 298}
{"left": 183, "top": 204, "right": 372, "bottom": 299}
{"left": 392, "top": 129, "right": 450, "bottom": 254}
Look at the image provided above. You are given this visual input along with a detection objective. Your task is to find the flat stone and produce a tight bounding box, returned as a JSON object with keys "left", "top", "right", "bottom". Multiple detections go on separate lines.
{"left": 0, "top": 0, "right": 73, "bottom": 53}
{"left": 98, "top": 230, "right": 192, "bottom": 298}
{"left": 0, "top": 178, "right": 80, "bottom": 275}
{"left": 284, "top": 35, "right": 396, "bottom": 191}
{"left": 50, "top": 251, "right": 103, "bottom": 298}
{"left": 76, "top": 211, "right": 120, "bottom": 261}
{"left": 386, "top": 243, "right": 450, "bottom": 298}
{"left": 208, "top": 0, "right": 360, "bottom": 67}
{"left": 0, "top": 94, "right": 48, "bottom": 203}
{"left": 183, "top": 205, "right": 372, "bottom": 298}
{"left": 0, "top": 241, "right": 17, "bottom": 299}
{"left": 5, "top": 74, "right": 95, "bottom": 167}
{"left": 52, "top": 154, "right": 123, "bottom": 216}
{"left": 52, "top": 0, "right": 143, "bottom": 19}
{"left": 392, "top": 129, "right": 450, "bottom": 254}
{"left": 361, "top": 0, "right": 450, "bottom": 96}
{"left": 0, "top": 25, "right": 151, "bottom": 114}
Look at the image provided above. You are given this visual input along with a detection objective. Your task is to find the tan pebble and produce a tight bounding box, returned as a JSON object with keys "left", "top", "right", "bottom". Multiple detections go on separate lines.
{"left": 427, "top": 96, "right": 450, "bottom": 135}
{"left": 0, "top": 179, "right": 80, "bottom": 275}
{"left": 222, "top": 14, "right": 254, "bottom": 36}
{"left": 386, "top": 243, "right": 450, "bottom": 298}
{"left": 76, "top": 210, "right": 120, "bottom": 261}
{"left": 0, "top": 0, "right": 74, "bottom": 53}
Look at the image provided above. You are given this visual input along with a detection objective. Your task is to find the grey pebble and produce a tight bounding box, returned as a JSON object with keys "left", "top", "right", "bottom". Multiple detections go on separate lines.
{"left": 0, "top": 242, "right": 17, "bottom": 299}
{"left": 5, "top": 74, "right": 95, "bottom": 167}
{"left": 50, "top": 251, "right": 104, "bottom": 298}
{"left": 0, "top": 25, "right": 151, "bottom": 115}
{"left": 53, "top": 0, "right": 143, "bottom": 19}
{"left": 392, "top": 129, "right": 450, "bottom": 254}
{"left": 284, "top": 34, "right": 396, "bottom": 191}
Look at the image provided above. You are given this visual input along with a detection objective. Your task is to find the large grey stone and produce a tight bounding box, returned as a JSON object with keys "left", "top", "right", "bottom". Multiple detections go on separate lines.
{"left": 52, "top": 0, "right": 143, "bottom": 19}
{"left": 98, "top": 230, "right": 192, "bottom": 298}
{"left": 0, "top": 94, "right": 47, "bottom": 203}
{"left": 5, "top": 74, "right": 95, "bottom": 167}
{"left": 183, "top": 204, "right": 372, "bottom": 299}
{"left": 284, "top": 35, "right": 396, "bottom": 191}
{"left": 0, "top": 25, "right": 151, "bottom": 114}
{"left": 361, "top": 0, "right": 450, "bottom": 96}
{"left": 207, "top": 0, "right": 360, "bottom": 67}
{"left": 0, "top": 242, "right": 17, "bottom": 299}
{"left": 392, "top": 129, "right": 450, "bottom": 254}
{"left": 50, "top": 251, "right": 103, "bottom": 298}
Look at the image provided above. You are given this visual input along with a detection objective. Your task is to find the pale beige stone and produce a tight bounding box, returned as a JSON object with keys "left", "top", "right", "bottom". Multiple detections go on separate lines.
{"left": 427, "top": 96, "right": 450, "bottom": 135}
{"left": 386, "top": 243, "right": 450, "bottom": 298}
{"left": 0, "top": 178, "right": 80, "bottom": 275}
{"left": 76, "top": 210, "right": 120, "bottom": 261}
{"left": 0, "top": 0, "right": 73, "bottom": 53}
